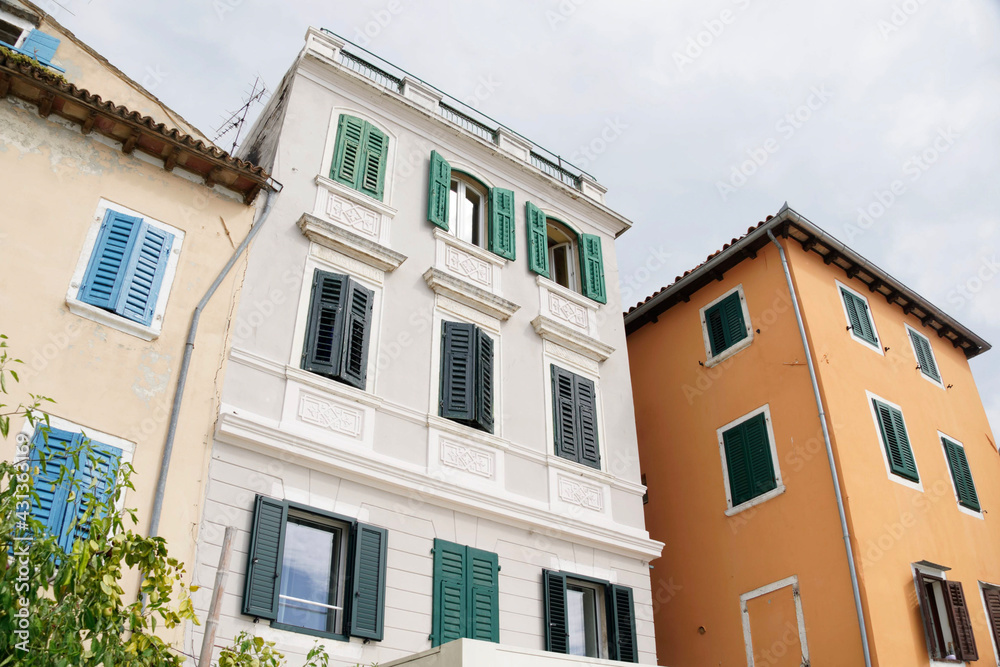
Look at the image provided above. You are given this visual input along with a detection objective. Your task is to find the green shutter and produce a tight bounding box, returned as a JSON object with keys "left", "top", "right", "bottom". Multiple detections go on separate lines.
{"left": 339, "top": 279, "right": 374, "bottom": 390}
{"left": 466, "top": 547, "right": 499, "bottom": 643}
{"left": 488, "top": 188, "right": 516, "bottom": 260}
{"left": 428, "top": 151, "right": 452, "bottom": 230}
{"left": 475, "top": 328, "right": 495, "bottom": 434}
{"left": 440, "top": 322, "right": 476, "bottom": 423}
{"left": 575, "top": 374, "right": 601, "bottom": 470}
{"left": 432, "top": 539, "right": 468, "bottom": 647}
{"left": 873, "top": 400, "right": 919, "bottom": 482}
{"left": 543, "top": 570, "right": 569, "bottom": 653}
{"left": 302, "top": 270, "right": 347, "bottom": 379}
{"left": 349, "top": 522, "right": 388, "bottom": 640}
{"left": 705, "top": 291, "right": 748, "bottom": 357}
{"left": 842, "top": 288, "right": 877, "bottom": 345}
{"left": 723, "top": 413, "right": 776, "bottom": 506}
{"left": 610, "top": 584, "right": 638, "bottom": 663}
{"left": 579, "top": 233, "right": 607, "bottom": 304}
{"left": 943, "top": 438, "right": 980, "bottom": 511}
{"left": 552, "top": 365, "right": 579, "bottom": 463}
{"left": 360, "top": 124, "right": 388, "bottom": 201}
{"left": 331, "top": 115, "right": 366, "bottom": 189}
{"left": 526, "top": 202, "right": 550, "bottom": 277}
{"left": 242, "top": 496, "right": 287, "bottom": 620}
{"left": 910, "top": 329, "right": 941, "bottom": 381}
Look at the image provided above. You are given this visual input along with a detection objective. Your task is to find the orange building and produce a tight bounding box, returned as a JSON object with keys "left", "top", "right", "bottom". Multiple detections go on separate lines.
{"left": 625, "top": 205, "right": 1000, "bottom": 667}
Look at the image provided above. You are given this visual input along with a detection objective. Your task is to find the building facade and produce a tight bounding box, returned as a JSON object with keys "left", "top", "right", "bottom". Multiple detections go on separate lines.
{"left": 0, "top": 0, "right": 270, "bottom": 649}
{"left": 626, "top": 207, "right": 1000, "bottom": 666}
{"left": 187, "top": 28, "right": 661, "bottom": 667}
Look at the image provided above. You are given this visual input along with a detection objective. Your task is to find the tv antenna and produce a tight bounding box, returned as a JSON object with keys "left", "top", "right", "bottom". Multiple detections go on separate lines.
{"left": 213, "top": 75, "right": 269, "bottom": 154}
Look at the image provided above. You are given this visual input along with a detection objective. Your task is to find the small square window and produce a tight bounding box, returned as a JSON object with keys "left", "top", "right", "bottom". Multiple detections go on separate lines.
{"left": 718, "top": 408, "right": 783, "bottom": 512}
{"left": 699, "top": 286, "right": 753, "bottom": 365}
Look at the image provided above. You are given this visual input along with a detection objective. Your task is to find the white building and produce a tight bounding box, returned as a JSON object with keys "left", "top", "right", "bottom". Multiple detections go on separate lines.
{"left": 189, "top": 27, "right": 662, "bottom": 667}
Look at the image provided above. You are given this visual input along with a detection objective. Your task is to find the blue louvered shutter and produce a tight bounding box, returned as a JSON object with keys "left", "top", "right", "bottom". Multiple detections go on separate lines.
{"left": 610, "top": 584, "right": 638, "bottom": 663}
{"left": 61, "top": 441, "right": 122, "bottom": 551}
{"left": 28, "top": 426, "right": 78, "bottom": 543}
{"left": 349, "top": 523, "right": 388, "bottom": 640}
{"left": 467, "top": 547, "right": 499, "bottom": 643}
{"left": 20, "top": 29, "right": 59, "bottom": 63}
{"left": 432, "top": 539, "right": 467, "bottom": 647}
{"left": 117, "top": 223, "right": 173, "bottom": 325}
{"left": 242, "top": 496, "right": 287, "bottom": 620}
{"left": 78, "top": 210, "right": 144, "bottom": 311}
{"left": 543, "top": 570, "right": 569, "bottom": 653}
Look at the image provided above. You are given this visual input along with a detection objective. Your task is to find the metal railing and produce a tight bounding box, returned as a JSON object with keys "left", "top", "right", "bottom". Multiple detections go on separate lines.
{"left": 439, "top": 103, "right": 496, "bottom": 143}
{"left": 339, "top": 50, "right": 402, "bottom": 94}
{"left": 530, "top": 152, "right": 582, "bottom": 189}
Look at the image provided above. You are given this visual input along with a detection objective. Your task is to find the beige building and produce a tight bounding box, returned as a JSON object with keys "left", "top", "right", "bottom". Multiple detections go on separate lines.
{"left": 0, "top": 0, "right": 272, "bottom": 649}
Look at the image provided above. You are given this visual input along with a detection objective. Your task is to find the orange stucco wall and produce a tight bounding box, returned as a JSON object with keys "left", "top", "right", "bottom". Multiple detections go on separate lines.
{"left": 628, "top": 243, "right": 864, "bottom": 666}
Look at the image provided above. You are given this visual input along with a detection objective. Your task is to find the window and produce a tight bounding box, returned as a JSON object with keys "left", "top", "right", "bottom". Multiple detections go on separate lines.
{"left": 0, "top": 26, "right": 61, "bottom": 69}
{"left": 543, "top": 570, "right": 637, "bottom": 663}
{"left": 551, "top": 364, "right": 600, "bottom": 470}
{"left": 0, "top": 18, "right": 23, "bottom": 46}
{"left": 908, "top": 326, "right": 942, "bottom": 384}
{"left": 981, "top": 585, "right": 1000, "bottom": 662}
{"left": 526, "top": 201, "right": 607, "bottom": 303}
{"left": 75, "top": 207, "right": 177, "bottom": 329}
{"left": 427, "top": 151, "right": 515, "bottom": 259}
{"left": 718, "top": 409, "right": 782, "bottom": 511}
{"left": 242, "top": 496, "right": 387, "bottom": 641}
{"left": 872, "top": 397, "right": 919, "bottom": 482}
{"left": 430, "top": 539, "right": 499, "bottom": 647}
{"left": 439, "top": 321, "right": 494, "bottom": 434}
{"left": 700, "top": 287, "right": 752, "bottom": 363}
{"left": 27, "top": 425, "right": 122, "bottom": 553}
{"left": 839, "top": 284, "right": 880, "bottom": 349}
{"left": 914, "top": 570, "right": 979, "bottom": 661}
{"left": 942, "top": 436, "right": 980, "bottom": 512}
{"left": 330, "top": 114, "right": 387, "bottom": 201}
{"left": 301, "top": 269, "right": 374, "bottom": 390}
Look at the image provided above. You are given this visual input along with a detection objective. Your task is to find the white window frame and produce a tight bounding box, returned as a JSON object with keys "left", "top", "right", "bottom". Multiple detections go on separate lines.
{"left": 866, "top": 391, "right": 923, "bottom": 492}
{"left": 912, "top": 562, "right": 970, "bottom": 666}
{"left": 0, "top": 10, "right": 33, "bottom": 48}
{"left": 564, "top": 576, "right": 611, "bottom": 659}
{"left": 907, "top": 324, "right": 945, "bottom": 389}
{"left": 716, "top": 404, "right": 785, "bottom": 516}
{"left": 938, "top": 431, "right": 983, "bottom": 520}
{"left": 739, "top": 575, "right": 810, "bottom": 667}
{"left": 65, "top": 199, "right": 184, "bottom": 341}
{"left": 978, "top": 581, "right": 1000, "bottom": 667}
{"left": 699, "top": 284, "right": 754, "bottom": 368}
{"left": 448, "top": 173, "right": 488, "bottom": 249}
{"left": 836, "top": 280, "right": 884, "bottom": 355}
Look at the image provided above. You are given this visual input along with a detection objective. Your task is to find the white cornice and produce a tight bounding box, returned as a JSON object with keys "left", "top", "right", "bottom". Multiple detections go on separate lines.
{"left": 298, "top": 213, "right": 406, "bottom": 272}
{"left": 423, "top": 268, "right": 520, "bottom": 321}
{"left": 531, "top": 315, "right": 615, "bottom": 363}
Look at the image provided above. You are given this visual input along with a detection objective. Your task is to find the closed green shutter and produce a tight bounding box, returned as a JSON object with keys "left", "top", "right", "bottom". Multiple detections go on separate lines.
{"left": 579, "top": 233, "right": 607, "bottom": 304}
{"left": 488, "top": 188, "right": 516, "bottom": 260}
{"left": 705, "top": 291, "right": 748, "bottom": 357}
{"left": 340, "top": 279, "right": 374, "bottom": 389}
{"left": 302, "top": 270, "right": 347, "bottom": 379}
{"left": 723, "top": 413, "right": 776, "bottom": 506}
{"left": 610, "top": 584, "right": 638, "bottom": 663}
{"left": 475, "top": 328, "right": 495, "bottom": 434}
{"left": 440, "top": 322, "right": 476, "bottom": 423}
{"left": 349, "top": 523, "right": 388, "bottom": 640}
{"left": 552, "top": 365, "right": 579, "bottom": 463}
{"left": 428, "top": 151, "right": 452, "bottom": 230}
{"left": 543, "top": 570, "right": 569, "bottom": 653}
{"left": 526, "top": 202, "right": 549, "bottom": 277}
{"left": 842, "top": 288, "right": 877, "bottom": 345}
{"left": 432, "top": 539, "right": 468, "bottom": 647}
{"left": 331, "top": 115, "right": 366, "bottom": 189}
{"left": 467, "top": 547, "right": 499, "bottom": 643}
{"left": 910, "top": 329, "right": 941, "bottom": 381}
{"left": 360, "top": 124, "right": 388, "bottom": 201}
{"left": 242, "top": 496, "right": 287, "bottom": 620}
{"left": 873, "top": 399, "right": 919, "bottom": 482}
{"left": 943, "top": 438, "right": 980, "bottom": 511}
{"left": 575, "top": 374, "right": 600, "bottom": 470}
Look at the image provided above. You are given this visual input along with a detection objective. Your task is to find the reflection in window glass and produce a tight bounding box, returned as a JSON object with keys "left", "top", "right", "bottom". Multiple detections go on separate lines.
{"left": 277, "top": 518, "right": 344, "bottom": 634}
{"left": 448, "top": 175, "right": 487, "bottom": 247}
{"left": 567, "top": 583, "right": 603, "bottom": 658}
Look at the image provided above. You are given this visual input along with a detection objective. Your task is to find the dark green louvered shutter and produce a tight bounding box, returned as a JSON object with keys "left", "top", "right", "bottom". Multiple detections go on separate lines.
{"left": 428, "top": 151, "right": 452, "bottom": 230}
{"left": 488, "top": 188, "right": 516, "bottom": 260}
{"left": 943, "top": 438, "right": 980, "bottom": 511}
{"left": 467, "top": 547, "right": 499, "bottom": 643}
{"left": 331, "top": 115, "right": 366, "bottom": 189}
{"left": 475, "top": 328, "right": 495, "bottom": 434}
{"left": 723, "top": 413, "right": 776, "bottom": 506}
{"left": 705, "top": 291, "right": 748, "bottom": 357}
{"left": 841, "top": 288, "right": 877, "bottom": 345}
{"left": 440, "top": 322, "right": 476, "bottom": 422}
{"left": 910, "top": 329, "right": 941, "bottom": 381}
{"left": 349, "top": 523, "right": 388, "bottom": 640}
{"left": 873, "top": 400, "right": 919, "bottom": 482}
{"left": 543, "top": 570, "right": 569, "bottom": 653}
{"left": 340, "top": 279, "right": 374, "bottom": 389}
{"left": 242, "top": 496, "right": 287, "bottom": 620}
{"left": 432, "top": 539, "right": 467, "bottom": 647}
{"left": 360, "top": 124, "right": 388, "bottom": 201}
{"left": 579, "top": 233, "right": 606, "bottom": 304}
{"left": 526, "top": 202, "right": 549, "bottom": 277}
{"left": 552, "top": 365, "right": 579, "bottom": 463}
{"left": 575, "top": 374, "right": 600, "bottom": 470}
{"left": 610, "top": 584, "right": 638, "bottom": 663}
{"left": 302, "top": 270, "right": 347, "bottom": 379}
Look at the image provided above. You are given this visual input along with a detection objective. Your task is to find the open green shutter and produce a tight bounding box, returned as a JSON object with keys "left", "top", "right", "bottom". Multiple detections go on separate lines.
{"left": 475, "top": 328, "right": 495, "bottom": 434}
{"left": 242, "top": 496, "right": 287, "bottom": 620}
{"left": 488, "top": 188, "right": 516, "bottom": 260}
{"left": 943, "top": 439, "right": 980, "bottom": 511}
{"left": 331, "top": 115, "right": 366, "bottom": 189}
{"left": 910, "top": 330, "right": 940, "bottom": 381}
{"left": 302, "top": 270, "right": 347, "bottom": 379}
{"left": 543, "top": 570, "right": 569, "bottom": 653}
{"left": 843, "top": 289, "right": 877, "bottom": 345}
{"left": 526, "top": 202, "right": 549, "bottom": 277}
{"left": 874, "top": 400, "right": 919, "bottom": 482}
{"left": 440, "top": 322, "right": 476, "bottom": 422}
{"left": 610, "top": 584, "right": 638, "bottom": 663}
{"left": 552, "top": 365, "right": 579, "bottom": 463}
{"left": 467, "top": 547, "right": 499, "bottom": 643}
{"left": 339, "top": 278, "right": 374, "bottom": 390}
{"left": 360, "top": 124, "right": 388, "bottom": 201}
{"left": 432, "top": 539, "right": 467, "bottom": 647}
{"left": 349, "top": 523, "right": 388, "bottom": 640}
{"left": 428, "top": 151, "right": 452, "bottom": 230}
{"left": 579, "top": 233, "right": 607, "bottom": 304}
{"left": 575, "top": 374, "right": 601, "bottom": 470}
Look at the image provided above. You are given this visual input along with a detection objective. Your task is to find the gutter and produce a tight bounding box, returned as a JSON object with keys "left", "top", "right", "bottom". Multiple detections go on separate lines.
{"left": 148, "top": 180, "right": 282, "bottom": 539}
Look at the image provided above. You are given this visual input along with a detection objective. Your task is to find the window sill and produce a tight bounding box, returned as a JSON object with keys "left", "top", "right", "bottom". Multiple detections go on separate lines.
{"left": 314, "top": 174, "right": 397, "bottom": 218}
{"left": 423, "top": 267, "right": 520, "bottom": 321}
{"left": 848, "top": 332, "right": 884, "bottom": 356}
{"left": 269, "top": 620, "right": 349, "bottom": 643}
{"left": 725, "top": 484, "right": 786, "bottom": 516}
{"left": 956, "top": 504, "right": 984, "bottom": 520}
{"left": 532, "top": 315, "right": 614, "bottom": 363}
{"left": 298, "top": 212, "right": 406, "bottom": 273}
{"left": 704, "top": 334, "right": 753, "bottom": 368}
{"left": 65, "top": 297, "right": 160, "bottom": 341}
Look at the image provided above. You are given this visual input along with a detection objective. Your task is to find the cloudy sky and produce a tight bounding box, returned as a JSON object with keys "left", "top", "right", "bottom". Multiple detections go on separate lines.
{"left": 48, "top": 0, "right": 1000, "bottom": 433}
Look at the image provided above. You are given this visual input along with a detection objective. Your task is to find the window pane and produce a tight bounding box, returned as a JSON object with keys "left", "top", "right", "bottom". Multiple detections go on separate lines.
{"left": 0, "top": 20, "right": 21, "bottom": 46}
{"left": 552, "top": 245, "right": 571, "bottom": 289}
{"left": 466, "top": 187, "right": 482, "bottom": 247}
{"left": 277, "top": 519, "right": 341, "bottom": 633}
{"left": 566, "top": 585, "right": 600, "bottom": 658}
{"left": 448, "top": 181, "right": 459, "bottom": 231}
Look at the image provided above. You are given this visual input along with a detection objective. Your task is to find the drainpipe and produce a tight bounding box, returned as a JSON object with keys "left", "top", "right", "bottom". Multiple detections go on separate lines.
{"left": 767, "top": 229, "right": 873, "bottom": 667}
{"left": 148, "top": 182, "right": 281, "bottom": 539}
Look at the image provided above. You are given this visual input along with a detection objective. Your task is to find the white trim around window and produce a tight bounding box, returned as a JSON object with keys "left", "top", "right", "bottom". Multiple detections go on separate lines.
{"left": 717, "top": 404, "right": 785, "bottom": 516}
{"left": 906, "top": 324, "right": 945, "bottom": 389}
{"left": 836, "top": 280, "right": 883, "bottom": 356}
{"left": 866, "top": 391, "right": 923, "bottom": 492}
{"left": 699, "top": 284, "right": 754, "bottom": 368}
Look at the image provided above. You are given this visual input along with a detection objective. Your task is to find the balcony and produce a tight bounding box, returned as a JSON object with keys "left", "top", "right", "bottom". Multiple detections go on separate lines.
{"left": 383, "top": 639, "right": 653, "bottom": 667}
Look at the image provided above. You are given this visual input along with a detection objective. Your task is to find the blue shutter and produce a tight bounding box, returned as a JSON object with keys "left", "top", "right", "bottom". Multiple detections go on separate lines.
{"left": 78, "top": 210, "right": 143, "bottom": 311}
{"left": 61, "top": 440, "right": 122, "bottom": 551}
{"left": 29, "top": 426, "right": 77, "bottom": 542}
{"left": 116, "top": 223, "right": 174, "bottom": 326}
{"left": 20, "top": 29, "right": 60, "bottom": 64}
{"left": 349, "top": 523, "right": 388, "bottom": 640}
